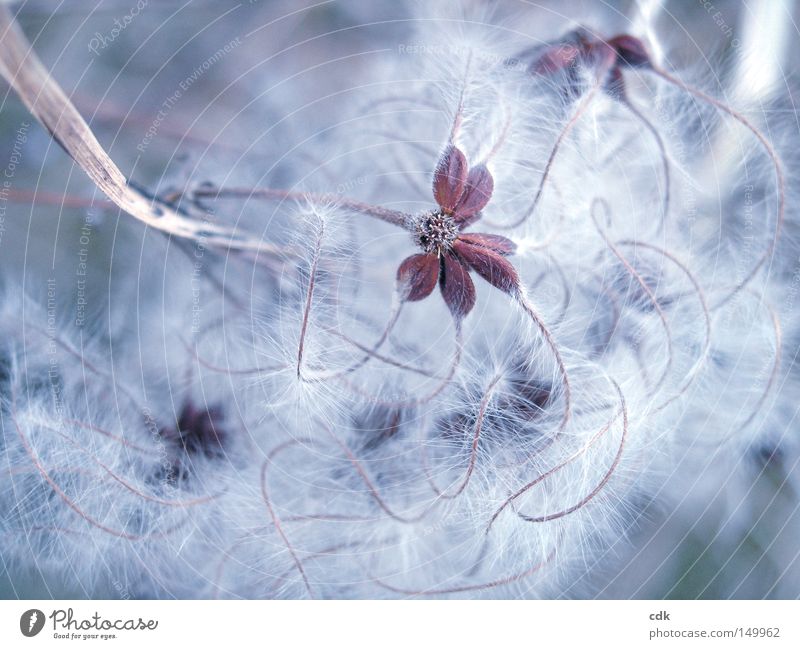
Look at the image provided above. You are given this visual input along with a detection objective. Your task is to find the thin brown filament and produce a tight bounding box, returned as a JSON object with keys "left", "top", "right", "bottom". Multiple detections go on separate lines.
{"left": 296, "top": 217, "right": 325, "bottom": 379}
{"left": 335, "top": 321, "right": 464, "bottom": 409}
{"left": 28, "top": 324, "right": 148, "bottom": 423}
{"left": 302, "top": 295, "right": 405, "bottom": 381}
{"left": 450, "top": 51, "right": 474, "bottom": 143}
{"left": 265, "top": 438, "right": 385, "bottom": 522}
{"left": 214, "top": 520, "right": 382, "bottom": 595}
{"left": 10, "top": 408, "right": 143, "bottom": 541}
{"left": 515, "top": 380, "right": 628, "bottom": 523}
{"left": 259, "top": 458, "right": 315, "bottom": 598}
{"left": 617, "top": 240, "right": 712, "bottom": 413}
{"left": 212, "top": 535, "right": 261, "bottom": 599}
{"left": 182, "top": 337, "right": 288, "bottom": 376}
{"left": 651, "top": 66, "right": 785, "bottom": 308}
{"left": 514, "top": 291, "right": 572, "bottom": 434}
{"left": 688, "top": 289, "right": 782, "bottom": 445}
{"left": 322, "top": 312, "right": 443, "bottom": 380}
{"left": 60, "top": 419, "right": 159, "bottom": 459}
{"left": 359, "top": 91, "right": 443, "bottom": 114}
{"left": 424, "top": 374, "right": 502, "bottom": 500}
{"left": 537, "top": 251, "right": 572, "bottom": 325}
{"left": 265, "top": 537, "right": 394, "bottom": 594}
{"left": 326, "top": 426, "right": 433, "bottom": 525}
{"left": 484, "top": 167, "right": 566, "bottom": 243}
{"left": 501, "top": 84, "right": 601, "bottom": 230}
{"left": 487, "top": 378, "right": 625, "bottom": 531}
{"left": 590, "top": 196, "right": 674, "bottom": 396}
{"left": 479, "top": 92, "right": 513, "bottom": 165}
{"left": 578, "top": 280, "right": 622, "bottom": 355}
{"left": 6, "top": 188, "right": 112, "bottom": 209}
{"left": 618, "top": 94, "right": 671, "bottom": 229}
{"left": 38, "top": 422, "right": 221, "bottom": 508}
{"left": 194, "top": 187, "right": 411, "bottom": 231}
{"left": 213, "top": 437, "right": 346, "bottom": 599}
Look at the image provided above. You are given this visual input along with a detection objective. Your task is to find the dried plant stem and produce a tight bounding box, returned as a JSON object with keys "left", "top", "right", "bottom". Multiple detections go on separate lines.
{"left": 6, "top": 188, "right": 112, "bottom": 209}
{"left": 0, "top": 7, "right": 272, "bottom": 255}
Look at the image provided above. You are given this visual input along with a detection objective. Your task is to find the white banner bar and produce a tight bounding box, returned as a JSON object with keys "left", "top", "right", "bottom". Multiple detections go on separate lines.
{"left": 1, "top": 600, "right": 798, "bottom": 648}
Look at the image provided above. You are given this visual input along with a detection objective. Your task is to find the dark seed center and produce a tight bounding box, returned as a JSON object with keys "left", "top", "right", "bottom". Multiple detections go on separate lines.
{"left": 415, "top": 210, "right": 459, "bottom": 255}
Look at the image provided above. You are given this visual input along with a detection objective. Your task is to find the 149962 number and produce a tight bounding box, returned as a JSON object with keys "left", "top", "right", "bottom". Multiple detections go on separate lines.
{"left": 742, "top": 628, "right": 780, "bottom": 638}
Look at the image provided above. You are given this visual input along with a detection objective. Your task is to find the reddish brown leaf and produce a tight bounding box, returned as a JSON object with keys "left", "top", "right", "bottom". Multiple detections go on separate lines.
{"left": 433, "top": 145, "right": 468, "bottom": 213}
{"left": 454, "top": 165, "right": 494, "bottom": 221}
{"left": 440, "top": 253, "right": 476, "bottom": 319}
{"left": 454, "top": 240, "right": 519, "bottom": 295}
{"left": 585, "top": 39, "right": 617, "bottom": 70}
{"left": 608, "top": 34, "right": 651, "bottom": 68}
{"left": 458, "top": 232, "right": 517, "bottom": 256}
{"left": 397, "top": 253, "right": 439, "bottom": 301}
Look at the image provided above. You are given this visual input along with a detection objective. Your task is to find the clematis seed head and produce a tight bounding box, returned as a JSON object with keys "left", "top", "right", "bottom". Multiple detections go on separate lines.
{"left": 414, "top": 210, "right": 460, "bottom": 255}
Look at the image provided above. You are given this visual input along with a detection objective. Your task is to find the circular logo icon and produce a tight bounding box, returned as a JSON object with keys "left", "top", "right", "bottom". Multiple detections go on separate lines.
{"left": 20, "top": 609, "right": 45, "bottom": 637}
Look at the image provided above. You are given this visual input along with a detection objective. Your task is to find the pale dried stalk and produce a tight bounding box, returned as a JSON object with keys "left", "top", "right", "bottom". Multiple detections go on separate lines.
{"left": 0, "top": 7, "right": 271, "bottom": 255}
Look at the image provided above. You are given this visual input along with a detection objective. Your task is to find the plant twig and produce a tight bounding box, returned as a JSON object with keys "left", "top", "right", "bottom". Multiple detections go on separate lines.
{"left": 0, "top": 6, "right": 273, "bottom": 255}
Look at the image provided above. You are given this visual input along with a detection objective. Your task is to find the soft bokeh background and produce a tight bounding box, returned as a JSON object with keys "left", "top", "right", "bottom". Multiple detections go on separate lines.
{"left": 1, "top": 0, "right": 798, "bottom": 598}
